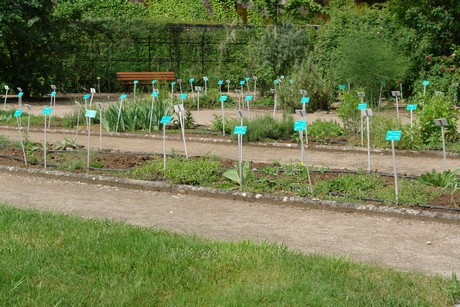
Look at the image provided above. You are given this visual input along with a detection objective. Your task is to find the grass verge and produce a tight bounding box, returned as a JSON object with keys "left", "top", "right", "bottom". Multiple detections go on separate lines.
{"left": 0, "top": 205, "right": 458, "bottom": 305}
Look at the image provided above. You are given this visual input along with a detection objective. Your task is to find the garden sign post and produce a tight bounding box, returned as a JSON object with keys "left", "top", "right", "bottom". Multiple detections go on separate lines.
{"left": 25, "top": 104, "right": 32, "bottom": 133}
{"left": 171, "top": 81, "right": 176, "bottom": 98}
{"left": 189, "top": 78, "right": 195, "bottom": 105}
{"left": 96, "top": 102, "right": 104, "bottom": 150}
{"left": 3, "top": 85, "right": 8, "bottom": 110}
{"left": 85, "top": 109, "right": 97, "bottom": 169}
{"left": 195, "top": 86, "right": 202, "bottom": 111}
{"left": 357, "top": 92, "right": 365, "bottom": 104}
{"left": 362, "top": 109, "right": 374, "bottom": 172}
{"left": 149, "top": 90, "right": 159, "bottom": 133}
{"left": 160, "top": 116, "right": 173, "bottom": 170}
{"left": 294, "top": 118, "right": 313, "bottom": 193}
{"left": 203, "top": 76, "right": 208, "bottom": 95}
{"left": 386, "top": 130, "right": 402, "bottom": 204}
{"left": 391, "top": 91, "right": 401, "bottom": 120}
{"left": 83, "top": 93, "right": 90, "bottom": 110}
{"left": 133, "top": 80, "right": 138, "bottom": 102}
{"left": 177, "top": 79, "right": 182, "bottom": 94}
{"left": 115, "top": 94, "right": 127, "bottom": 133}
{"left": 434, "top": 118, "right": 449, "bottom": 171}
{"left": 300, "top": 98, "right": 310, "bottom": 144}
{"left": 151, "top": 79, "right": 157, "bottom": 92}
{"left": 17, "top": 88, "right": 23, "bottom": 109}
{"left": 239, "top": 80, "right": 245, "bottom": 97}
{"left": 219, "top": 95, "right": 227, "bottom": 136}
{"left": 174, "top": 104, "right": 188, "bottom": 159}
{"left": 89, "top": 88, "right": 96, "bottom": 108}
{"left": 358, "top": 103, "right": 367, "bottom": 146}
{"left": 253, "top": 76, "right": 258, "bottom": 101}
{"left": 42, "top": 107, "right": 52, "bottom": 169}
{"left": 233, "top": 124, "right": 247, "bottom": 190}
{"left": 218, "top": 80, "right": 223, "bottom": 95}
{"left": 14, "top": 109, "right": 27, "bottom": 167}
{"left": 422, "top": 80, "right": 430, "bottom": 97}
{"left": 245, "top": 95, "right": 253, "bottom": 119}
{"left": 245, "top": 77, "right": 250, "bottom": 94}
{"left": 406, "top": 104, "right": 417, "bottom": 129}
{"left": 48, "top": 91, "right": 57, "bottom": 128}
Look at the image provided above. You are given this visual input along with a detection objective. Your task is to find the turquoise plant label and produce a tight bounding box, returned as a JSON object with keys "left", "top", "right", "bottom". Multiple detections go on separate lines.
{"left": 133, "top": 80, "right": 139, "bottom": 84}
{"left": 85, "top": 110, "right": 97, "bottom": 118}
{"left": 239, "top": 80, "right": 245, "bottom": 85}
{"left": 233, "top": 126, "right": 247, "bottom": 135}
{"left": 294, "top": 120, "right": 307, "bottom": 131}
{"left": 386, "top": 130, "right": 402, "bottom": 141}
{"left": 406, "top": 104, "right": 417, "bottom": 111}
{"left": 160, "top": 116, "right": 173, "bottom": 124}
{"left": 422, "top": 80, "right": 430, "bottom": 85}
{"left": 289, "top": 79, "right": 294, "bottom": 84}
{"left": 120, "top": 94, "right": 127, "bottom": 99}
{"left": 13, "top": 109, "right": 22, "bottom": 117}
{"left": 218, "top": 80, "right": 223, "bottom": 85}
{"left": 358, "top": 103, "right": 367, "bottom": 110}
{"left": 18, "top": 92, "right": 24, "bottom": 97}
{"left": 219, "top": 95, "right": 227, "bottom": 102}
{"left": 301, "top": 97, "right": 310, "bottom": 104}
{"left": 189, "top": 78, "right": 195, "bottom": 83}
{"left": 203, "top": 77, "right": 208, "bottom": 81}
{"left": 245, "top": 77, "right": 250, "bottom": 81}
{"left": 245, "top": 95, "right": 253, "bottom": 101}
{"left": 171, "top": 81, "right": 176, "bottom": 85}
{"left": 273, "top": 80, "right": 279, "bottom": 85}
{"left": 83, "top": 94, "right": 91, "bottom": 99}
{"left": 151, "top": 91, "right": 159, "bottom": 97}
{"left": 339, "top": 85, "right": 346, "bottom": 90}
{"left": 151, "top": 80, "right": 157, "bottom": 84}
{"left": 179, "top": 93, "right": 187, "bottom": 99}
{"left": 280, "top": 75, "right": 285, "bottom": 79}
{"left": 42, "top": 107, "right": 52, "bottom": 115}
{"left": 50, "top": 91, "right": 56, "bottom": 97}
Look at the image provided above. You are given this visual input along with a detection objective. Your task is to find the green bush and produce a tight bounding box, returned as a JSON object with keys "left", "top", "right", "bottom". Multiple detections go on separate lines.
{"left": 336, "top": 92, "right": 361, "bottom": 134}
{"left": 417, "top": 94, "right": 459, "bottom": 145}
{"left": 308, "top": 119, "right": 344, "bottom": 141}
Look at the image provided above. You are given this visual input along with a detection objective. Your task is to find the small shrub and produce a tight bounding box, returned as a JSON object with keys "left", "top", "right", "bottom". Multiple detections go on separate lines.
{"left": 308, "top": 119, "right": 344, "bottom": 141}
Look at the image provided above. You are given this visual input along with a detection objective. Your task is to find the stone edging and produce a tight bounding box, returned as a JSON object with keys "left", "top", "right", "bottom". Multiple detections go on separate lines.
{"left": 0, "top": 165, "right": 459, "bottom": 222}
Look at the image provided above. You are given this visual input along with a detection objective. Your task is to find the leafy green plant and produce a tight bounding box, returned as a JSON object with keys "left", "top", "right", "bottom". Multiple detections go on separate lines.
{"left": 223, "top": 161, "right": 252, "bottom": 189}
{"left": 308, "top": 119, "right": 344, "bottom": 141}
{"left": 103, "top": 97, "right": 173, "bottom": 132}
{"left": 52, "top": 138, "right": 81, "bottom": 151}
{"left": 173, "top": 110, "right": 197, "bottom": 129}
{"left": 336, "top": 92, "right": 361, "bottom": 134}
{"left": 417, "top": 94, "right": 459, "bottom": 145}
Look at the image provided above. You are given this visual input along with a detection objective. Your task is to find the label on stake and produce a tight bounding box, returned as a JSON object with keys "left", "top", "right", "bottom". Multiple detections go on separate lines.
{"left": 301, "top": 97, "right": 310, "bottom": 104}
{"left": 160, "top": 116, "right": 173, "bottom": 124}
{"left": 245, "top": 95, "right": 253, "bottom": 101}
{"left": 85, "top": 110, "right": 97, "bottom": 118}
{"left": 219, "top": 95, "right": 228, "bottom": 102}
{"left": 358, "top": 103, "right": 367, "bottom": 110}
{"left": 14, "top": 109, "right": 22, "bottom": 117}
{"left": 120, "top": 94, "right": 127, "bottom": 99}
{"left": 233, "top": 126, "right": 247, "bottom": 135}
{"left": 83, "top": 94, "right": 91, "bottom": 99}
{"left": 386, "top": 130, "right": 402, "bottom": 141}
{"left": 42, "top": 107, "right": 52, "bottom": 115}
{"left": 179, "top": 93, "right": 187, "bottom": 99}
{"left": 151, "top": 91, "right": 159, "bottom": 97}
{"left": 422, "top": 80, "right": 430, "bottom": 86}
{"left": 294, "top": 120, "right": 307, "bottom": 131}
{"left": 18, "top": 92, "right": 24, "bottom": 97}
{"left": 406, "top": 104, "right": 417, "bottom": 111}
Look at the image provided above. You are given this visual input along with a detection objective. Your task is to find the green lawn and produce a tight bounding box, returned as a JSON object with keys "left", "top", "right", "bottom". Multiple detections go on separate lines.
{"left": 0, "top": 205, "right": 458, "bottom": 305}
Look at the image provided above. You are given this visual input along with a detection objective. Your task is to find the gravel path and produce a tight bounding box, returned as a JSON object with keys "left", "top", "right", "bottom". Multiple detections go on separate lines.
{"left": 0, "top": 171, "right": 459, "bottom": 277}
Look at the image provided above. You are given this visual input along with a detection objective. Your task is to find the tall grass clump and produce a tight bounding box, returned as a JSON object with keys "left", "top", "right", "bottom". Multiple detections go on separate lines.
{"left": 103, "top": 98, "right": 173, "bottom": 132}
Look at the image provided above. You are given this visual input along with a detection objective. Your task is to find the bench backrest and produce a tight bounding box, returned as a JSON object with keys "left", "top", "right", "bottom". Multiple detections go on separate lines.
{"left": 116, "top": 72, "right": 175, "bottom": 82}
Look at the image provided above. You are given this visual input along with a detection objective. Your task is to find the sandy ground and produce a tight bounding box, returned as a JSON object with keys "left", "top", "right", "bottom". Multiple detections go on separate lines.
{"left": 0, "top": 171, "right": 459, "bottom": 277}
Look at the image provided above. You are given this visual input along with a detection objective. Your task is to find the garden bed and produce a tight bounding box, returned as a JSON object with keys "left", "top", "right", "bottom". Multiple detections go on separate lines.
{"left": 0, "top": 145, "right": 458, "bottom": 215}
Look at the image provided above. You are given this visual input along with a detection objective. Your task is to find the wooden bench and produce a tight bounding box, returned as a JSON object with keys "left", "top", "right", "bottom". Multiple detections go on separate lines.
{"left": 116, "top": 72, "right": 175, "bottom": 85}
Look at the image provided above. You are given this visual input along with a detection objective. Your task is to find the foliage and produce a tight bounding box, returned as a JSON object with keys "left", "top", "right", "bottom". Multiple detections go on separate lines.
{"left": 131, "top": 155, "right": 221, "bottom": 185}
{"left": 223, "top": 161, "right": 252, "bottom": 189}
{"left": 308, "top": 119, "right": 344, "bottom": 141}
{"left": 336, "top": 92, "right": 361, "bottom": 134}
{"left": 280, "top": 53, "right": 333, "bottom": 111}
{"left": 419, "top": 169, "right": 460, "bottom": 188}
{"left": 173, "top": 110, "right": 197, "bottom": 130}
{"left": 103, "top": 96, "right": 173, "bottom": 132}
{"left": 0, "top": 0, "right": 60, "bottom": 96}
{"left": 417, "top": 94, "right": 459, "bottom": 145}
{"left": 1, "top": 205, "right": 457, "bottom": 305}
{"left": 52, "top": 138, "right": 82, "bottom": 151}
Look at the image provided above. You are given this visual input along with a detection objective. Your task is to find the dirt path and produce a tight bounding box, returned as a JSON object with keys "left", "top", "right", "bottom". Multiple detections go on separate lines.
{"left": 1, "top": 128, "right": 459, "bottom": 175}
{"left": 0, "top": 171, "right": 458, "bottom": 277}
